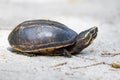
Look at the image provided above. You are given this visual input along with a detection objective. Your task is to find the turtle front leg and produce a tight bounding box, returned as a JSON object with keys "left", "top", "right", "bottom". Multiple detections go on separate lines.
{"left": 53, "top": 48, "right": 72, "bottom": 57}
{"left": 62, "top": 49, "right": 72, "bottom": 58}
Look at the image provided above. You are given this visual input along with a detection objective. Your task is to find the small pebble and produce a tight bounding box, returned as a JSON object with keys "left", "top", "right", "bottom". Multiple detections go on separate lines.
{"left": 111, "top": 63, "right": 120, "bottom": 68}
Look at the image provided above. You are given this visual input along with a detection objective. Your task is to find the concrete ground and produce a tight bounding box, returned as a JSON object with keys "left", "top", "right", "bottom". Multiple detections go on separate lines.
{"left": 0, "top": 0, "right": 120, "bottom": 80}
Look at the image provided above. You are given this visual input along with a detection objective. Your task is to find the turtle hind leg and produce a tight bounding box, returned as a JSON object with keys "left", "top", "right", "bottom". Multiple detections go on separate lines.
{"left": 62, "top": 49, "right": 72, "bottom": 58}
{"left": 16, "top": 52, "right": 38, "bottom": 57}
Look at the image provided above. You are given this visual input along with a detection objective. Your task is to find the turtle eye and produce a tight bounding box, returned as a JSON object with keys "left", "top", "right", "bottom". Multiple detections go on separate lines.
{"left": 90, "top": 30, "right": 95, "bottom": 34}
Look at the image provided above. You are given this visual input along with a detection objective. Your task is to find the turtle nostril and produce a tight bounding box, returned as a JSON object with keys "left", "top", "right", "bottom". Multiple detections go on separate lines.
{"left": 95, "top": 27, "right": 98, "bottom": 32}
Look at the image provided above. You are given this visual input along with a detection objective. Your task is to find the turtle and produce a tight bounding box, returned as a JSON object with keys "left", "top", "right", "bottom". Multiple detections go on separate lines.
{"left": 8, "top": 19, "right": 98, "bottom": 57}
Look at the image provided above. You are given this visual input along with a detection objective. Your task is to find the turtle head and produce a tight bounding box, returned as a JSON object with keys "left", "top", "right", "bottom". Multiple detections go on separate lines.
{"left": 71, "top": 27, "right": 98, "bottom": 53}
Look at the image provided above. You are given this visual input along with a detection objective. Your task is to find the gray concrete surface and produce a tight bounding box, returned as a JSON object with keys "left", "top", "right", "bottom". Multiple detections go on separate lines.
{"left": 0, "top": 0, "right": 120, "bottom": 80}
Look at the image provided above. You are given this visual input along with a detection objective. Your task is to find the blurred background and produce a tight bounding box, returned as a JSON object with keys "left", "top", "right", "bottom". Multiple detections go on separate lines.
{"left": 0, "top": 0, "right": 119, "bottom": 30}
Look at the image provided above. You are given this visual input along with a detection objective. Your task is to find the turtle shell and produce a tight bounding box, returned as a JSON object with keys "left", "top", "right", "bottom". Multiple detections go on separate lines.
{"left": 8, "top": 20, "right": 78, "bottom": 53}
